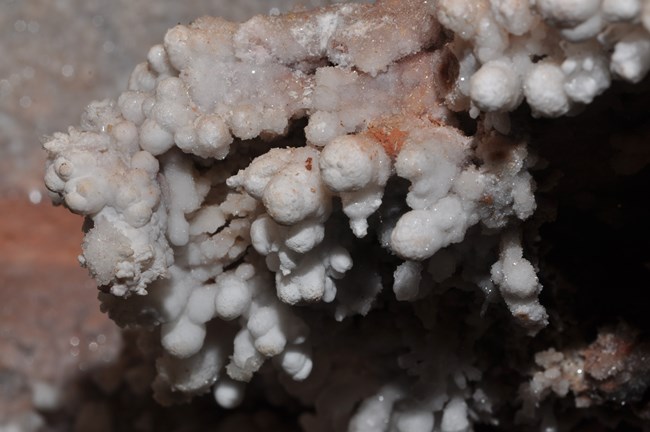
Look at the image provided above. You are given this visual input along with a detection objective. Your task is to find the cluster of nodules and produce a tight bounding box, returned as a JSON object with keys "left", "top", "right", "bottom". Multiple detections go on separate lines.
{"left": 42, "top": 0, "right": 628, "bottom": 429}
{"left": 435, "top": 0, "right": 650, "bottom": 118}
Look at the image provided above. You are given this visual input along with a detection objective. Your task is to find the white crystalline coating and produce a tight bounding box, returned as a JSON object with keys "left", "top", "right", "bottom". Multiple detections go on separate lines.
{"left": 251, "top": 215, "right": 325, "bottom": 265}
{"left": 470, "top": 60, "right": 522, "bottom": 112}
{"left": 474, "top": 132, "right": 537, "bottom": 228}
{"left": 441, "top": 397, "right": 471, "bottom": 432}
{"left": 161, "top": 150, "right": 210, "bottom": 247}
{"left": 222, "top": 262, "right": 311, "bottom": 381}
{"left": 392, "top": 196, "right": 476, "bottom": 261}
{"left": 161, "top": 314, "right": 206, "bottom": 359}
{"left": 393, "top": 261, "right": 423, "bottom": 301}
{"left": 491, "top": 231, "right": 548, "bottom": 333}
{"left": 228, "top": 329, "right": 265, "bottom": 382}
{"left": 263, "top": 163, "right": 326, "bottom": 226}
{"left": 305, "top": 111, "right": 346, "bottom": 147}
{"left": 229, "top": 145, "right": 355, "bottom": 304}
{"left": 433, "top": 0, "right": 650, "bottom": 116}
{"left": 194, "top": 114, "right": 233, "bottom": 159}
{"left": 277, "top": 344, "right": 313, "bottom": 381}
{"left": 611, "top": 30, "right": 650, "bottom": 83}
{"left": 213, "top": 377, "right": 246, "bottom": 409}
{"left": 233, "top": 0, "right": 440, "bottom": 76}
{"left": 492, "top": 241, "right": 539, "bottom": 299}
{"left": 274, "top": 242, "right": 353, "bottom": 304}
{"left": 158, "top": 267, "right": 213, "bottom": 358}
{"left": 435, "top": 0, "right": 509, "bottom": 62}
{"left": 320, "top": 134, "right": 391, "bottom": 237}
{"left": 390, "top": 121, "right": 481, "bottom": 261}
{"left": 392, "top": 407, "right": 435, "bottom": 432}
{"left": 188, "top": 205, "right": 226, "bottom": 236}
{"left": 44, "top": 102, "right": 171, "bottom": 297}
{"left": 560, "top": 13, "right": 605, "bottom": 42}
{"left": 305, "top": 49, "right": 457, "bottom": 147}
{"left": 347, "top": 385, "right": 404, "bottom": 432}
{"left": 524, "top": 63, "right": 570, "bottom": 117}
{"left": 489, "top": 0, "right": 536, "bottom": 35}
{"left": 320, "top": 135, "right": 376, "bottom": 192}
{"left": 536, "top": 0, "right": 600, "bottom": 27}
{"left": 602, "top": 0, "right": 641, "bottom": 22}
{"left": 229, "top": 147, "right": 330, "bottom": 226}
{"left": 140, "top": 118, "right": 175, "bottom": 156}
{"left": 248, "top": 306, "right": 287, "bottom": 355}
{"left": 43, "top": 0, "right": 649, "bottom": 428}
{"left": 561, "top": 43, "right": 611, "bottom": 104}
{"left": 154, "top": 332, "right": 229, "bottom": 401}
{"left": 395, "top": 122, "right": 471, "bottom": 210}
{"left": 214, "top": 273, "right": 252, "bottom": 321}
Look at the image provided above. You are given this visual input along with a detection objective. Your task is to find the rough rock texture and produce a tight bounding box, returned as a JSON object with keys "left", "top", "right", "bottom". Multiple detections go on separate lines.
{"left": 39, "top": 0, "right": 650, "bottom": 431}
{"left": 0, "top": 0, "right": 354, "bottom": 196}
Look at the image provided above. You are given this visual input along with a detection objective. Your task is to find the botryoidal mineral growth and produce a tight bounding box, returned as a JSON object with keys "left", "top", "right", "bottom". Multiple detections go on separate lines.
{"left": 43, "top": 0, "right": 650, "bottom": 430}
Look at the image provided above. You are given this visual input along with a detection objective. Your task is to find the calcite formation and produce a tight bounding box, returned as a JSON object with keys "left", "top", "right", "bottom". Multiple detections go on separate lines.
{"left": 43, "top": 0, "right": 650, "bottom": 430}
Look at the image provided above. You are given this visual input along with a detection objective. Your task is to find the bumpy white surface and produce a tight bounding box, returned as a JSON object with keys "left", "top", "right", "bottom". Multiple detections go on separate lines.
{"left": 491, "top": 231, "right": 548, "bottom": 333}
{"left": 43, "top": 0, "right": 650, "bottom": 429}
{"left": 434, "top": 0, "right": 650, "bottom": 118}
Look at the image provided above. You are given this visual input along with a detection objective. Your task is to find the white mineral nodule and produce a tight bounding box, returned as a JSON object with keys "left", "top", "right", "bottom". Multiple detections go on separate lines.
{"left": 43, "top": 0, "right": 650, "bottom": 429}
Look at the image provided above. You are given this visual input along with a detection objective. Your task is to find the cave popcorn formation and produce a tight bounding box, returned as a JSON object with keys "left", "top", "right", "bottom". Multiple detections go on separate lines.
{"left": 43, "top": 0, "right": 650, "bottom": 430}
